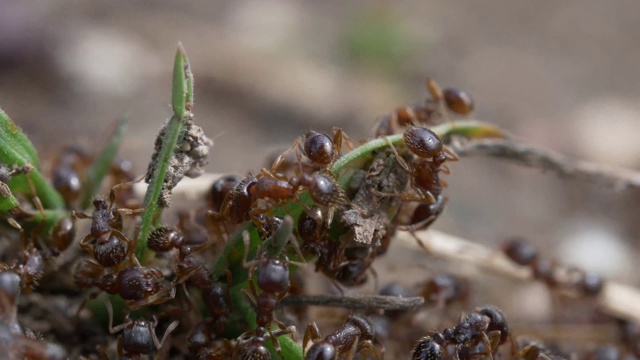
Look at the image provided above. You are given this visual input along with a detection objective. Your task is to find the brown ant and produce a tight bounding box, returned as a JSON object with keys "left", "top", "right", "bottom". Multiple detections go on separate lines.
{"left": 374, "top": 79, "right": 474, "bottom": 137}
{"left": 209, "top": 174, "right": 242, "bottom": 213}
{"left": 420, "top": 273, "right": 470, "bottom": 310}
{"left": 103, "top": 299, "right": 179, "bottom": 358}
{"left": 73, "top": 197, "right": 141, "bottom": 268}
{"left": 233, "top": 325, "right": 297, "bottom": 360}
{"left": 0, "top": 271, "right": 68, "bottom": 360}
{"left": 303, "top": 315, "right": 381, "bottom": 360}
{"left": 411, "top": 306, "right": 512, "bottom": 360}
{"left": 239, "top": 216, "right": 303, "bottom": 356}
{"left": 272, "top": 128, "right": 355, "bottom": 174}
{"left": 75, "top": 261, "right": 174, "bottom": 312}
{"left": 502, "top": 238, "right": 605, "bottom": 297}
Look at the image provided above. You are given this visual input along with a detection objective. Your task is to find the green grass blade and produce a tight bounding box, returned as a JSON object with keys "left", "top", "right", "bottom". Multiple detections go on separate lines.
{"left": 0, "top": 107, "right": 65, "bottom": 211}
{"left": 80, "top": 116, "right": 128, "bottom": 209}
{"left": 137, "top": 44, "right": 193, "bottom": 260}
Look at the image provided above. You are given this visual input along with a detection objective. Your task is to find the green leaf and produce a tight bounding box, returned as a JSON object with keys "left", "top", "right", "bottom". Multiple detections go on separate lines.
{"left": 0, "top": 107, "right": 65, "bottom": 211}
{"left": 137, "top": 44, "right": 193, "bottom": 260}
{"left": 172, "top": 43, "right": 189, "bottom": 119}
{"left": 80, "top": 116, "right": 128, "bottom": 209}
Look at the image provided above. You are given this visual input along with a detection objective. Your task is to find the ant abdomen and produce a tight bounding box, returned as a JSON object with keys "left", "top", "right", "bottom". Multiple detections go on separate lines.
{"left": 443, "top": 88, "right": 474, "bottom": 115}
{"left": 94, "top": 235, "right": 127, "bottom": 267}
{"left": 304, "top": 131, "right": 336, "bottom": 167}
{"left": 403, "top": 128, "right": 443, "bottom": 159}
{"left": 148, "top": 226, "right": 183, "bottom": 253}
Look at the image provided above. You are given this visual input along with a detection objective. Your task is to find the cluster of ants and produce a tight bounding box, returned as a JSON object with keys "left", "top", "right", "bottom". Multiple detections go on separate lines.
{"left": 1, "top": 78, "right": 639, "bottom": 360}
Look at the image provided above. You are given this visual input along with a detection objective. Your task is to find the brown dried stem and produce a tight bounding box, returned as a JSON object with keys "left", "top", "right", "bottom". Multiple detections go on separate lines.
{"left": 397, "top": 229, "right": 640, "bottom": 324}
{"left": 278, "top": 294, "right": 424, "bottom": 311}
{"left": 451, "top": 138, "right": 640, "bottom": 191}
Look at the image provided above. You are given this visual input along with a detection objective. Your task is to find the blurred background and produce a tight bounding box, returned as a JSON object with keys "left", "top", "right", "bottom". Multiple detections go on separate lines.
{"left": 2, "top": 0, "right": 640, "bottom": 332}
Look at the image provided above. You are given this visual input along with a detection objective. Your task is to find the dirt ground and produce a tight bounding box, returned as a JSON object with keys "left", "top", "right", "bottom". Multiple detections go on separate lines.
{"left": 2, "top": 1, "right": 640, "bottom": 357}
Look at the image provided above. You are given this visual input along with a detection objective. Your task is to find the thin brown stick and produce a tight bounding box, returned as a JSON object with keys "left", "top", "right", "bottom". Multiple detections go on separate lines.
{"left": 451, "top": 138, "right": 640, "bottom": 191}
{"left": 397, "top": 229, "right": 640, "bottom": 324}
{"left": 278, "top": 294, "right": 424, "bottom": 311}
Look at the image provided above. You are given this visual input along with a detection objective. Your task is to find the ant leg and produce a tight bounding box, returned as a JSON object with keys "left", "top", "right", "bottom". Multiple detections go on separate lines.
{"left": 111, "top": 229, "right": 141, "bottom": 267}
{"left": 266, "top": 327, "right": 284, "bottom": 359}
{"left": 383, "top": 137, "right": 412, "bottom": 173}
{"left": 151, "top": 317, "right": 180, "bottom": 350}
{"left": 345, "top": 335, "right": 360, "bottom": 360}
{"left": 480, "top": 332, "right": 495, "bottom": 360}
{"left": 75, "top": 291, "right": 99, "bottom": 317}
{"left": 6, "top": 218, "right": 27, "bottom": 251}
{"left": 241, "top": 230, "right": 260, "bottom": 274}
{"left": 126, "top": 285, "right": 176, "bottom": 311}
{"left": 443, "top": 146, "right": 459, "bottom": 161}
{"left": 108, "top": 174, "right": 146, "bottom": 209}
{"left": 271, "top": 138, "right": 302, "bottom": 173}
{"left": 426, "top": 78, "right": 453, "bottom": 125}
{"left": 103, "top": 298, "right": 128, "bottom": 334}
{"left": 303, "top": 322, "right": 322, "bottom": 354}
{"left": 360, "top": 341, "right": 380, "bottom": 360}
{"left": 78, "top": 234, "right": 96, "bottom": 258}
{"left": 409, "top": 232, "right": 435, "bottom": 256}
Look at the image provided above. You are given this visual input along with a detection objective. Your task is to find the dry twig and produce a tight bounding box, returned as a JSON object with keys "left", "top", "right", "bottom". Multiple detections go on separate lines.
{"left": 278, "top": 294, "right": 424, "bottom": 311}
{"left": 451, "top": 138, "right": 640, "bottom": 191}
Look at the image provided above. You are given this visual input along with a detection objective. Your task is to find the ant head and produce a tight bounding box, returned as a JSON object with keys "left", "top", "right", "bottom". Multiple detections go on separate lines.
{"left": 304, "top": 131, "right": 334, "bottom": 166}
{"left": 306, "top": 342, "right": 337, "bottom": 360}
{"left": 92, "top": 197, "right": 108, "bottom": 210}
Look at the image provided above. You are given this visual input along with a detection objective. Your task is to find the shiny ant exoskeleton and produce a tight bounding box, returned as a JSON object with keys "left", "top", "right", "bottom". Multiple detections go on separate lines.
{"left": 420, "top": 273, "right": 470, "bottom": 309}
{"left": 239, "top": 217, "right": 303, "bottom": 356}
{"left": 50, "top": 146, "right": 92, "bottom": 205}
{"left": 501, "top": 238, "right": 606, "bottom": 297}
{"left": 78, "top": 265, "right": 174, "bottom": 311}
{"left": 73, "top": 197, "right": 140, "bottom": 268}
{"left": 374, "top": 79, "right": 474, "bottom": 137}
{"left": 103, "top": 299, "right": 179, "bottom": 359}
{"left": 411, "top": 306, "right": 512, "bottom": 360}
{"left": 272, "top": 128, "right": 355, "bottom": 173}
{"left": 209, "top": 174, "right": 242, "bottom": 213}
{"left": 233, "top": 326, "right": 297, "bottom": 360}
{"left": 303, "top": 315, "right": 381, "bottom": 360}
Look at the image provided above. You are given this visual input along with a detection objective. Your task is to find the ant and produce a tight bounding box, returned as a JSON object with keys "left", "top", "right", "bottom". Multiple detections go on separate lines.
{"left": 303, "top": 315, "right": 381, "bottom": 360}
{"left": 74, "top": 259, "right": 174, "bottom": 312}
{"left": 501, "top": 238, "right": 605, "bottom": 297}
{"left": 272, "top": 128, "right": 356, "bottom": 174}
{"left": 103, "top": 299, "right": 179, "bottom": 359}
{"left": 73, "top": 197, "right": 141, "bottom": 268}
{"left": 73, "top": 177, "right": 150, "bottom": 269}
{"left": 233, "top": 325, "right": 297, "bottom": 360}
{"left": 50, "top": 145, "right": 92, "bottom": 205}
{"left": 420, "top": 273, "right": 470, "bottom": 310}
{"left": 411, "top": 306, "right": 512, "bottom": 360}
{"left": 239, "top": 216, "right": 303, "bottom": 356}
{"left": 0, "top": 271, "right": 68, "bottom": 360}
{"left": 209, "top": 174, "right": 242, "bottom": 213}
{"left": 374, "top": 79, "right": 475, "bottom": 137}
